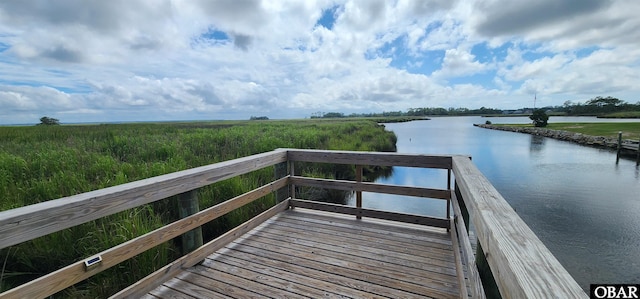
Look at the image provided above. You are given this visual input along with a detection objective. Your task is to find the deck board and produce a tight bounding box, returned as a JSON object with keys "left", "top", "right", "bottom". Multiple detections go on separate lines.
{"left": 146, "top": 208, "right": 460, "bottom": 298}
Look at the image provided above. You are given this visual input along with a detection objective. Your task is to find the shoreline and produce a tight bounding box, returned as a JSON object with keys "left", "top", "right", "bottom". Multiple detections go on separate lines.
{"left": 474, "top": 124, "right": 637, "bottom": 154}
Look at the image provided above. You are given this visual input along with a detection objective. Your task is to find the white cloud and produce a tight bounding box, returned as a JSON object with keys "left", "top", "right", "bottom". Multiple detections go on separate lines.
{"left": 432, "top": 48, "right": 488, "bottom": 79}
{"left": 0, "top": 0, "right": 639, "bottom": 123}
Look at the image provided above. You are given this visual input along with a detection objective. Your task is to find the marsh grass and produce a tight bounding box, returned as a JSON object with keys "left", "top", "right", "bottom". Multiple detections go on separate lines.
{"left": 0, "top": 119, "right": 397, "bottom": 297}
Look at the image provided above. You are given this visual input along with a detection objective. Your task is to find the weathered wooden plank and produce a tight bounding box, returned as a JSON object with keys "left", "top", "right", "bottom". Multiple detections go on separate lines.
{"left": 247, "top": 222, "right": 456, "bottom": 269}
{"left": 290, "top": 199, "right": 450, "bottom": 228}
{"left": 0, "top": 177, "right": 288, "bottom": 299}
{"left": 243, "top": 227, "right": 457, "bottom": 277}
{"left": 240, "top": 228, "right": 457, "bottom": 285}
{"left": 109, "top": 199, "right": 290, "bottom": 299}
{"left": 235, "top": 233, "right": 459, "bottom": 296}
{"left": 186, "top": 264, "right": 306, "bottom": 298}
{"left": 274, "top": 214, "right": 453, "bottom": 251}
{"left": 148, "top": 284, "right": 196, "bottom": 299}
{"left": 280, "top": 208, "right": 452, "bottom": 245}
{"left": 210, "top": 253, "right": 387, "bottom": 299}
{"left": 174, "top": 271, "right": 265, "bottom": 298}
{"left": 200, "top": 258, "right": 336, "bottom": 298}
{"left": 286, "top": 148, "right": 454, "bottom": 169}
{"left": 452, "top": 156, "right": 587, "bottom": 298}
{"left": 225, "top": 244, "right": 453, "bottom": 298}
{"left": 267, "top": 219, "right": 455, "bottom": 261}
{"left": 452, "top": 191, "right": 485, "bottom": 299}
{"left": 161, "top": 277, "right": 230, "bottom": 299}
{"left": 291, "top": 176, "right": 451, "bottom": 199}
{"left": 0, "top": 150, "right": 288, "bottom": 249}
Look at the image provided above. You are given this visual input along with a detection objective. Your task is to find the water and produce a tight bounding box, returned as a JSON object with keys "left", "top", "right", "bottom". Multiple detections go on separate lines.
{"left": 348, "top": 116, "right": 640, "bottom": 290}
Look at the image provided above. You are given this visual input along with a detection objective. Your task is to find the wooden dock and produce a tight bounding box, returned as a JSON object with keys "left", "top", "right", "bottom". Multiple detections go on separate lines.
{"left": 145, "top": 208, "right": 459, "bottom": 299}
{"left": 0, "top": 149, "right": 588, "bottom": 298}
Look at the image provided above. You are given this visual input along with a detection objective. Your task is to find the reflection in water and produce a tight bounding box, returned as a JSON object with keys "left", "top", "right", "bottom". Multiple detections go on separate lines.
{"left": 529, "top": 134, "right": 546, "bottom": 153}
{"left": 366, "top": 116, "right": 640, "bottom": 291}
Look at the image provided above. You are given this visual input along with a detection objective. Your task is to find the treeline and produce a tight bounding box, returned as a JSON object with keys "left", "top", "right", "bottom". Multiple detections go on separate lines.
{"left": 310, "top": 96, "right": 640, "bottom": 118}
{"left": 559, "top": 96, "right": 640, "bottom": 116}
{"left": 311, "top": 107, "right": 510, "bottom": 118}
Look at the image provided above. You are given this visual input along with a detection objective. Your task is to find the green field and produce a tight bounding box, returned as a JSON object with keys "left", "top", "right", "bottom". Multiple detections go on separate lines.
{"left": 499, "top": 122, "right": 640, "bottom": 139}
{"left": 0, "top": 119, "right": 398, "bottom": 297}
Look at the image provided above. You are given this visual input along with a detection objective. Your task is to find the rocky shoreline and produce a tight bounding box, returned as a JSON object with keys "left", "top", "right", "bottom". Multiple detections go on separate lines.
{"left": 474, "top": 123, "right": 623, "bottom": 150}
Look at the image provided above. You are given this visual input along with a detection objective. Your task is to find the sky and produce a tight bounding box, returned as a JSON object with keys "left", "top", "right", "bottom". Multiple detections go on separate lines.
{"left": 1, "top": 0, "right": 639, "bottom": 124}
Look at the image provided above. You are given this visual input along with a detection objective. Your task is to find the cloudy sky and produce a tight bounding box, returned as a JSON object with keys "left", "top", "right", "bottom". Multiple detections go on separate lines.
{"left": 1, "top": 0, "right": 639, "bottom": 124}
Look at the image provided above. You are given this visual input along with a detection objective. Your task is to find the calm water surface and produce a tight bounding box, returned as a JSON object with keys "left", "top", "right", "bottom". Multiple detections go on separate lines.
{"left": 348, "top": 116, "right": 640, "bottom": 290}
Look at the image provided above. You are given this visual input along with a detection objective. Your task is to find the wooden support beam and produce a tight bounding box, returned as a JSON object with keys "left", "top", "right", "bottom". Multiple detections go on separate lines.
{"left": 356, "top": 165, "right": 363, "bottom": 219}
{"left": 178, "top": 190, "right": 203, "bottom": 255}
{"left": 290, "top": 199, "right": 449, "bottom": 229}
{"left": 291, "top": 176, "right": 451, "bottom": 200}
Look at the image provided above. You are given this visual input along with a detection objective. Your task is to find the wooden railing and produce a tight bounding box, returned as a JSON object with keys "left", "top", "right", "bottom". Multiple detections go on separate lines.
{"left": 0, "top": 149, "right": 586, "bottom": 298}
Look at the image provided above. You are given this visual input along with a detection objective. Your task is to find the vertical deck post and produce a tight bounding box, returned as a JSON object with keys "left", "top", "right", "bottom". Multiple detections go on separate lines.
{"left": 274, "top": 161, "right": 289, "bottom": 202}
{"left": 617, "top": 131, "right": 622, "bottom": 161}
{"left": 289, "top": 161, "right": 296, "bottom": 200}
{"left": 476, "top": 242, "right": 502, "bottom": 299}
{"left": 636, "top": 136, "right": 640, "bottom": 165}
{"left": 454, "top": 182, "right": 469, "bottom": 232}
{"left": 446, "top": 169, "right": 452, "bottom": 232}
{"left": 356, "top": 165, "right": 363, "bottom": 219}
{"left": 178, "top": 190, "right": 203, "bottom": 255}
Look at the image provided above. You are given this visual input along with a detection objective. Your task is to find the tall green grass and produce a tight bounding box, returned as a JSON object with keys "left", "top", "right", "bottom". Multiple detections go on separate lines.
{"left": 0, "top": 119, "right": 397, "bottom": 297}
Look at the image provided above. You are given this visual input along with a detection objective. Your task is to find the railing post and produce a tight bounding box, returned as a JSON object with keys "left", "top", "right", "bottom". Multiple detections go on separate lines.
{"left": 274, "top": 161, "right": 289, "bottom": 202}
{"left": 356, "top": 165, "right": 363, "bottom": 219}
{"left": 178, "top": 190, "right": 203, "bottom": 255}
{"left": 454, "top": 182, "right": 469, "bottom": 232}
{"left": 636, "top": 136, "right": 640, "bottom": 165}
{"left": 446, "top": 169, "right": 451, "bottom": 220}
{"left": 617, "top": 131, "right": 622, "bottom": 162}
{"left": 289, "top": 161, "right": 296, "bottom": 200}
{"left": 476, "top": 242, "right": 502, "bottom": 299}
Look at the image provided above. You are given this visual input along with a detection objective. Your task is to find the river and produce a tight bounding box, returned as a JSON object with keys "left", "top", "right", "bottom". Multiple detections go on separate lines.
{"left": 347, "top": 116, "right": 640, "bottom": 291}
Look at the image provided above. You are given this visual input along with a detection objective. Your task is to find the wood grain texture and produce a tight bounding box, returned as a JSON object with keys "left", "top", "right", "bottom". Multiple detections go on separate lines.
{"left": 449, "top": 218, "right": 469, "bottom": 298}
{"left": 291, "top": 176, "right": 451, "bottom": 199}
{"left": 109, "top": 199, "right": 290, "bottom": 299}
{"left": 290, "top": 198, "right": 450, "bottom": 228}
{"left": 452, "top": 191, "right": 485, "bottom": 299}
{"left": 452, "top": 156, "right": 586, "bottom": 298}
{"left": 0, "top": 150, "right": 287, "bottom": 249}
{"left": 286, "top": 148, "right": 456, "bottom": 169}
{"left": 0, "top": 177, "right": 288, "bottom": 299}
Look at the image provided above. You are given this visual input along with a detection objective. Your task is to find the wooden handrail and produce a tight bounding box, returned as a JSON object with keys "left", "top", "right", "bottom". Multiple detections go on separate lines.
{"left": 285, "top": 148, "right": 453, "bottom": 169}
{"left": 0, "top": 150, "right": 287, "bottom": 249}
{"left": 452, "top": 156, "right": 587, "bottom": 298}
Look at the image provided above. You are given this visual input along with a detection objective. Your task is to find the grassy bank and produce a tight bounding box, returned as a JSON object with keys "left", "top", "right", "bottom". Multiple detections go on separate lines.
{"left": 598, "top": 111, "right": 640, "bottom": 119}
{"left": 496, "top": 122, "right": 640, "bottom": 139}
{"left": 0, "top": 119, "right": 398, "bottom": 297}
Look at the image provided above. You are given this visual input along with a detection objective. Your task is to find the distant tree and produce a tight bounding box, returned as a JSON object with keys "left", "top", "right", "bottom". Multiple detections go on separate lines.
{"left": 250, "top": 116, "right": 269, "bottom": 120}
{"left": 322, "top": 112, "right": 345, "bottom": 118}
{"left": 38, "top": 116, "right": 60, "bottom": 125}
{"left": 529, "top": 109, "right": 549, "bottom": 127}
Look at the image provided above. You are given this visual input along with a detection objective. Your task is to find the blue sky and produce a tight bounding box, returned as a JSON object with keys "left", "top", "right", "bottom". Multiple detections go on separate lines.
{"left": 0, "top": 0, "right": 639, "bottom": 124}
